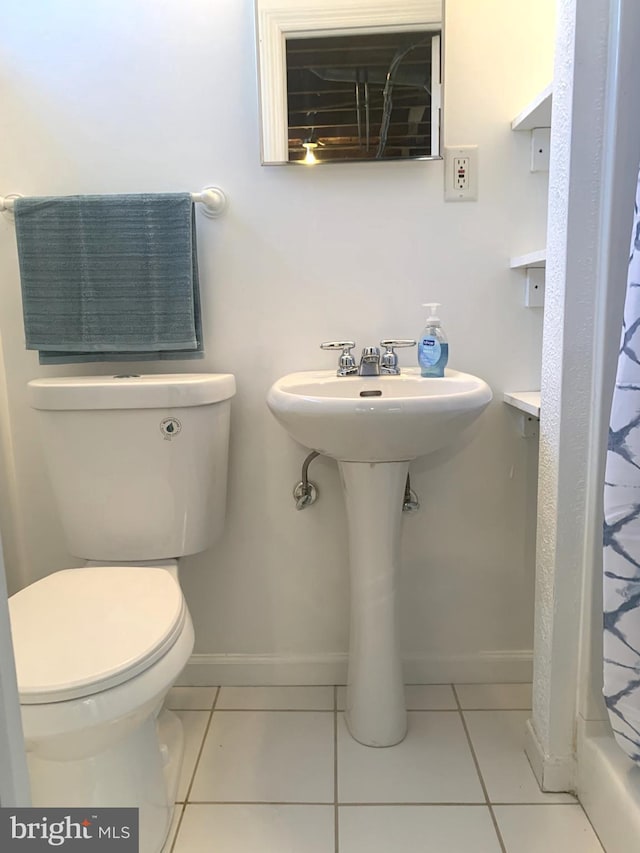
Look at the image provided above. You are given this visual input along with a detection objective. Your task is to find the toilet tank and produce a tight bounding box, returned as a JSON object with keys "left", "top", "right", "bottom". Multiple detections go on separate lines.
{"left": 28, "top": 374, "right": 236, "bottom": 562}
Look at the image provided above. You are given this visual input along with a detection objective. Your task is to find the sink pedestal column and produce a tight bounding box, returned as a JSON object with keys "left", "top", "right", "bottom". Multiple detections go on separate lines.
{"left": 339, "top": 459, "right": 409, "bottom": 747}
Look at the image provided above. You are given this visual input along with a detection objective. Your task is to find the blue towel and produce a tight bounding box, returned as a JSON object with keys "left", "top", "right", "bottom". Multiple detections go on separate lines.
{"left": 14, "top": 193, "right": 203, "bottom": 364}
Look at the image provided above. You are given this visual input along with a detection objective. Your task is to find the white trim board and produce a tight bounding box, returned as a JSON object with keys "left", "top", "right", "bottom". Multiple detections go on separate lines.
{"left": 524, "top": 717, "right": 577, "bottom": 793}
{"left": 577, "top": 719, "right": 640, "bottom": 853}
{"left": 176, "top": 650, "right": 533, "bottom": 687}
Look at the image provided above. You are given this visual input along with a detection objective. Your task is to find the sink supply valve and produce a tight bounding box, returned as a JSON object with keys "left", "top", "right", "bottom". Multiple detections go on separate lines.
{"left": 293, "top": 451, "right": 320, "bottom": 510}
{"left": 380, "top": 340, "right": 416, "bottom": 375}
{"left": 402, "top": 472, "right": 420, "bottom": 513}
{"left": 320, "top": 341, "right": 357, "bottom": 376}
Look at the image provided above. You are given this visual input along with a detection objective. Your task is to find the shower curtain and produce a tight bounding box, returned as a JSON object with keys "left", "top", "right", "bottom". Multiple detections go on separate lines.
{"left": 603, "top": 165, "right": 640, "bottom": 764}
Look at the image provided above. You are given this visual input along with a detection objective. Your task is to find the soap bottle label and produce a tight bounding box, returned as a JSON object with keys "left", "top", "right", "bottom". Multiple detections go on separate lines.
{"left": 420, "top": 337, "right": 441, "bottom": 366}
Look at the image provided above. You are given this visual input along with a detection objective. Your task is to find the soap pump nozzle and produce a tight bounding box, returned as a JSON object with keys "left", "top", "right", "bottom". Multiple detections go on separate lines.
{"left": 422, "top": 302, "right": 441, "bottom": 325}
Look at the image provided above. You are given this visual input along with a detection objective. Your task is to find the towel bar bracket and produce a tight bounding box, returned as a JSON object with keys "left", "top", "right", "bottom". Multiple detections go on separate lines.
{"left": 0, "top": 193, "right": 23, "bottom": 219}
{"left": 0, "top": 187, "right": 227, "bottom": 218}
{"left": 194, "top": 186, "right": 227, "bottom": 218}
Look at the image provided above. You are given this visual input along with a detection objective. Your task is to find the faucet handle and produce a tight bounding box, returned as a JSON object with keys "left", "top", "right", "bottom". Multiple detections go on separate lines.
{"left": 380, "top": 339, "right": 416, "bottom": 375}
{"left": 320, "top": 341, "right": 356, "bottom": 351}
{"left": 320, "top": 341, "right": 357, "bottom": 376}
{"left": 380, "top": 339, "right": 417, "bottom": 349}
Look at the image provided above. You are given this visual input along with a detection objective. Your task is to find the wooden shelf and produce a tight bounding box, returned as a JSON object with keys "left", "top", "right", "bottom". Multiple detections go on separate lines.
{"left": 510, "top": 249, "right": 546, "bottom": 270}
{"left": 504, "top": 391, "right": 541, "bottom": 418}
{"left": 511, "top": 84, "right": 553, "bottom": 131}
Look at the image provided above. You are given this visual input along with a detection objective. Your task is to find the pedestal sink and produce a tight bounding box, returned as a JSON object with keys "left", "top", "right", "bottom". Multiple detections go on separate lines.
{"left": 267, "top": 367, "right": 492, "bottom": 747}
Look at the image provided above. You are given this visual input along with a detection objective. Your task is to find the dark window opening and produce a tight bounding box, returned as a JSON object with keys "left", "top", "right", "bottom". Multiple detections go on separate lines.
{"left": 286, "top": 30, "right": 440, "bottom": 163}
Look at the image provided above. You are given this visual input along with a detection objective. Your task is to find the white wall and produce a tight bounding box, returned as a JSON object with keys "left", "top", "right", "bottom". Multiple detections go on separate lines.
{"left": 0, "top": 0, "right": 555, "bottom": 683}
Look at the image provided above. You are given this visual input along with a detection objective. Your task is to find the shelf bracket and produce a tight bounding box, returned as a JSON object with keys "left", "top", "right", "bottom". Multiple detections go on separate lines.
{"left": 517, "top": 412, "right": 539, "bottom": 439}
{"left": 531, "top": 128, "right": 551, "bottom": 172}
{"left": 525, "top": 267, "right": 546, "bottom": 307}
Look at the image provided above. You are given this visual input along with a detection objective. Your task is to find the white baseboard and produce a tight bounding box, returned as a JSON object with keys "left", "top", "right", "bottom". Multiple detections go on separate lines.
{"left": 178, "top": 653, "right": 349, "bottom": 687}
{"left": 176, "top": 650, "right": 533, "bottom": 687}
{"left": 524, "top": 717, "right": 577, "bottom": 792}
{"left": 577, "top": 718, "right": 640, "bottom": 853}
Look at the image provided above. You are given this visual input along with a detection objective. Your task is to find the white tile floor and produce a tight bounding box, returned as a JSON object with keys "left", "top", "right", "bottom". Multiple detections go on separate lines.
{"left": 162, "top": 683, "right": 605, "bottom": 853}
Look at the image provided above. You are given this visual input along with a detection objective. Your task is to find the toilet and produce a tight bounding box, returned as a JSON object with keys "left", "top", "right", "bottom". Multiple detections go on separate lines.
{"left": 7, "top": 373, "right": 235, "bottom": 853}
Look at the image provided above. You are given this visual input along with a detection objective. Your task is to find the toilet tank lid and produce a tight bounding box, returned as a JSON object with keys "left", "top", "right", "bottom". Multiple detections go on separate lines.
{"left": 28, "top": 373, "right": 236, "bottom": 410}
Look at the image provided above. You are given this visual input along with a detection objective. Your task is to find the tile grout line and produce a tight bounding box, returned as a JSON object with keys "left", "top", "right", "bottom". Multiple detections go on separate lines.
{"left": 182, "top": 686, "right": 221, "bottom": 806}
{"left": 166, "top": 689, "right": 221, "bottom": 853}
{"left": 579, "top": 802, "right": 608, "bottom": 853}
{"left": 180, "top": 799, "right": 586, "bottom": 806}
{"left": 453, "top": 707, "right": 532, "bottom": 712}
{"left": 185, "top": 800, "right": 339, "bottom": 806}
{"left": 169, "top": 706, "right": 533, "bottom": 713}
{"left": 166, "top": 802, "right": 186, "bottom": 853}
{"left": 209, "top": 708, "right": 335, "bottom": 713}
{"left": 452, "top": 684, "right": 508, "bottom": 853}
{"left": 334, "top": 685, "right": 339, "bottom": 853}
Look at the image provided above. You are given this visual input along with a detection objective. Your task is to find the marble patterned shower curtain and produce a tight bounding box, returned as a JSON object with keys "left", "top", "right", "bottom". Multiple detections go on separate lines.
{"left": 603, "top": 166, "right": 640, "bottom": 764}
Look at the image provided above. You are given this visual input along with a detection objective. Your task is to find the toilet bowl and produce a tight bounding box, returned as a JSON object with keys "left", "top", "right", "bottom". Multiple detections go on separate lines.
{"left": 8, "top": 373, "right": 236, "bottom": 853}
{"left": 9, "top": 563, "right": 194, "bottom": 853}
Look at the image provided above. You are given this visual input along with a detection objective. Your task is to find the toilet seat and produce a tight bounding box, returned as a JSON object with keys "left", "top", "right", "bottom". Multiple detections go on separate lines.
{"left": 9, "top": 567, "right": 186, "bottom": 704}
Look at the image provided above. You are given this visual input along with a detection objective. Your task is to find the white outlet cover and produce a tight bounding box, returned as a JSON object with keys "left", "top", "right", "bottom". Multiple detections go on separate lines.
{"left": 444, "top": 145, "right": 478, "bottom": 201}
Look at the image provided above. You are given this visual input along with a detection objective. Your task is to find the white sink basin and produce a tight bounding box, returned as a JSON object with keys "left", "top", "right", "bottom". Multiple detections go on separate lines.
{"left": 267, "top": 367, "right": 492, "bottom": 462}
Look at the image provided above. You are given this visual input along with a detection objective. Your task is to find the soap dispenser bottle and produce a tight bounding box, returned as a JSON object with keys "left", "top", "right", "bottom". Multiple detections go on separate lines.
{"left": 418, "top": 303, "right": 448, "bottom": 377}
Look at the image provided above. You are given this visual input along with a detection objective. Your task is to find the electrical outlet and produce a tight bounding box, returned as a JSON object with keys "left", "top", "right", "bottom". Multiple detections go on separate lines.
{"left": 444, "top": 146, "right": 478, "bottom": 201}
{"left": 454, "top": 157, "right": 469, "bottom": 190}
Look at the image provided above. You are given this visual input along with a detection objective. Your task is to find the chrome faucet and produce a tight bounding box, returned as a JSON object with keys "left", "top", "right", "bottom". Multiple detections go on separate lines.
{"left": 321, "top": 340, "right": 416, "bottom": 376}
{"left": 359, "top": 346, "right": 381, "bottom": 376}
